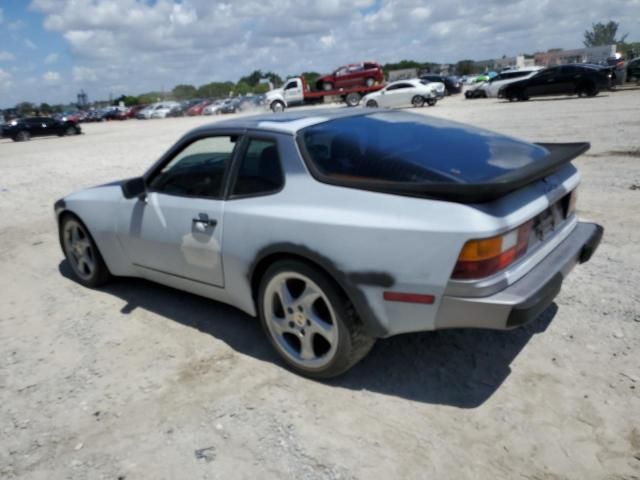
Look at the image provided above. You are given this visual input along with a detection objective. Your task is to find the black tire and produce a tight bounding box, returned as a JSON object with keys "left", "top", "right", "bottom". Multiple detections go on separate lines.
{"left": 15, "top": 131, "right": 30, "bottom": 142}
{"left": 65, "top": 126, "right": 76, "bottom": 136}
{"left": 322, "top": 82, "right": 333, "bottom": 91}
{"left": 257, "top": 259, "right": 375, "bottom": 379}
{"left": 426, "top": 98, "right": 437, "bottom": 106}
{"left": 345, "top": 92, "right": 361, "bottom": 107}
{"left": 411, "top": 95, "right": 425, "bottom": 108}
{"left": 270, "top": 101, "right": 285, "bottom": 113}
{"left": 365, "top": 77, "right": 375, "bottom": 87}
{"left": 465, "top": 90, "right": 472, "bottom": 99}
{"left": 59, "top": 213, "right": 112, "bottom": 288}
{"left": 365, "top": 99, "right": 378, "bottom": 108}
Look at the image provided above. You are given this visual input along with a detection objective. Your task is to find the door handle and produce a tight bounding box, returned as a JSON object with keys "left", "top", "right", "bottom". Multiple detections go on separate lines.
{"left": 192, "top": 215, "right": 217, "bottom": 228}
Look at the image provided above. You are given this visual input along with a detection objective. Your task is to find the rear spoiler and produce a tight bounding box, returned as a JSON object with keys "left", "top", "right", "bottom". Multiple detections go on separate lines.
{"left": 298, "top": 140, "right": 590, "bottom": 203}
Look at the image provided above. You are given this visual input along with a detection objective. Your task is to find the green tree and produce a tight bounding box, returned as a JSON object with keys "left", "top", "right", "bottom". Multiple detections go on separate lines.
{"left": 172, "top": 84, "right": 197, "bottom": 100}
{"left": 15, "top": 102, "right": 35, "bottom": 116}
{"left": 239, "top": 70, "right": 283, "bottom": 88}
{"left": 300, "top": 71, "right": 321, "bottom": 86}
{"left": 455, "top": 59, "right": 476, "bottom": 76}
{"left": 196, "top": 82, "right": 234, "bottom": 98}
{"left": 583, "top": 21, "right": 628, "bottom": 47}
{"left": 113, "top": 95, "right": 140, "bottom": 106}
{"left": 39, "top": 103, "right": 52, "bottom": 114}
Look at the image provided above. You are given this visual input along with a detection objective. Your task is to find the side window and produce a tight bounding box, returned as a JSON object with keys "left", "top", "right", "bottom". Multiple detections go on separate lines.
{"left": 149, "top": 136, "right": 237, "bottom": 198}
{"left": 284, "top": 81, "right": 297, "bottom": 90}
{"left": 232, "top": 138, "right": 284, "bottom": 197}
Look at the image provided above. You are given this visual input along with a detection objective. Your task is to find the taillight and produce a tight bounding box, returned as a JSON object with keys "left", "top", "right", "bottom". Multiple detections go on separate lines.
{"left": 452, "top": 221, "right": 532, "bottom": 280}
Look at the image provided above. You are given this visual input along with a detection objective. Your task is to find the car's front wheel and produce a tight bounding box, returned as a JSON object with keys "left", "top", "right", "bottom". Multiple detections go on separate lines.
{"left": 365, "top": 77, "right": 375, "bottom": 87}
{"left": 65, "top": 126, "right": 77, "bottom": 136}
{"left": 60, "top": 214, "right": 111, "bottom": 288}
{"left": 322, "top": 82, "right": 334, "bottom": 91}
{"left": 258, "top": 260, "right": 375, "bottom": 379}
{"left": 14, "top": 131, "right": 30, "bottom": 142}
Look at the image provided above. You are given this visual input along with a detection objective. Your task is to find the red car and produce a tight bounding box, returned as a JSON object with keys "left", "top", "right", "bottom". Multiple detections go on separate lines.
{"left": 187, "top": 100, "right": 212, "bottom": 116}
{"left": 315, "top": 62, "right": 384, "bottom": 91}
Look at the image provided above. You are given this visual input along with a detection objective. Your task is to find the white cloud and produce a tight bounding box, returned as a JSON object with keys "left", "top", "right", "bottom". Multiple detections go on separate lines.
{"left": 44, "top": 53, "right": 59, "bottom": 64}
{"left": 0, "top": 51, "right": 15, "bottom": 62}
{"left": 0, "top": 68, "right": 12, "bottom": 91}
{"left": 72, "top": 66, "right": 98, "bottom": 82}
{"left": 25, "top": 39, "right": 38, "bottom": 50}
{"left": 43, "top": 71, "right": 61, "bottom": 83}
{"left": 9, "top": 0, "right": 640, "bottom": 105}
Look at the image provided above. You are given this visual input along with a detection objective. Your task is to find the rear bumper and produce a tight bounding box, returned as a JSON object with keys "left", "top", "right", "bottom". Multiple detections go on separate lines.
{"left": 434, "top": 222, "right": 603, "bottom": 330}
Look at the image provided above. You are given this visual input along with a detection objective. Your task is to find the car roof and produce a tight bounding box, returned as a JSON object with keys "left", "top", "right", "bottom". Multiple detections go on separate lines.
{"left": 192, "top": 108, "right": 374, "bottom": 135}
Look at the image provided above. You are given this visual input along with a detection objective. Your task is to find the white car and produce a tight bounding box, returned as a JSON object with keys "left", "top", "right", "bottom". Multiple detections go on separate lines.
{"left": 362, "top": 79, "right": 443, "bottom": 108}
{"left": 466, "top": 68, "right": 543, "bottom": 99}
{"left": 150, "top": 102, "right": 181, "bottom": 119}
{"left": 203, "top": 100, "right": 225, "bottom": 116}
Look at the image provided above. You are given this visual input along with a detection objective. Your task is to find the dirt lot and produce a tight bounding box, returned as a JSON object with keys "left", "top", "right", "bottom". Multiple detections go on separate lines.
{"left": 1, "top": 91, "right": 639, "bottom": 480}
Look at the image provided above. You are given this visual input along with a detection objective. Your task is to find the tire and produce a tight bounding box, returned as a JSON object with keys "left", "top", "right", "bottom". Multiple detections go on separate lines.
{"left": 365, "top": 99, "right": 378, "bottom": 108}
{"left": 426, "top": 98, "right": 437, "bottom": 106}
{"left": 15, "top": 131, "right": 30, "bottom": 142}
{"left": 465, "top": 91, "right": 472, "bottom": 99}
{"left": 59, "top": 214, "right": 111, "bottom": 288}
{"left": 411, "top": 95, "right": 425, "bottom": 108}
{"left": 258, "top": 259, "right": 375, "bottom": 379}
{"left": 270, "top": 101, "right": 285, "bottom": 113}
{"left": 322, "top": 82, "right": 334, "bottom": 91}
{"left": 345, "top": 92, "right": 361, "bottom": 107}
{"left": 365, "top": 77, "right": 375, "bottom": 87}
{"left": 65, "top": 126, "right": 76, "bottom": 136}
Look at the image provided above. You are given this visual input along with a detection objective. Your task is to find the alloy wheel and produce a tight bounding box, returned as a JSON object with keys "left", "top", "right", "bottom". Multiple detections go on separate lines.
{"left": 263, "top": 272, "right": 338, "bottom": 369}
{"left": 63, "top": 219, "right": 96, "bottom": 281}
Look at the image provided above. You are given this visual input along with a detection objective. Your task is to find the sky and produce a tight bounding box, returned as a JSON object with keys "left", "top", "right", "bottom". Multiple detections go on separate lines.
{"left": 0, "top": 0, "right": 639, "bottom": 107}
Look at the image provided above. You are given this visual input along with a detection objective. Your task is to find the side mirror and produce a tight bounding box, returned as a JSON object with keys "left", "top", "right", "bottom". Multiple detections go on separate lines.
{"left": 122, "top": 176, "right": 147, "bottom": 200}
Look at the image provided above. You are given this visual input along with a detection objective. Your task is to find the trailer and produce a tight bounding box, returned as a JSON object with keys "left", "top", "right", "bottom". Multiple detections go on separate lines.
{"left": 264, "top": 76, "right": 384, "bottom": 112}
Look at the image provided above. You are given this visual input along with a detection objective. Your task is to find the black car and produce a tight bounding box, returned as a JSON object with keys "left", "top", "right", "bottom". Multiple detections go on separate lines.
{"left": 1, "top": 117, "right": 81, "bottom": 142}
{"left": 498, "top": 65, "right": 612, "bottom": 102}
{"left": 627, "top": 58, "right": 640, "bottom": 81}
{"left": 420, "top": 74, "right": 462, "bottom": 95}
{"left": 220, "top": 98, "right": 241, "bottom": 114}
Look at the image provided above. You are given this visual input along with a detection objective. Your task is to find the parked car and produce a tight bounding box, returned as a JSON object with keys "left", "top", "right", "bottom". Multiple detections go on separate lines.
{"left": 168, "top": 99, "right": 202, "bottom": 117}
{"left": 53, "top": 108, "right": 603, "bottom": 378}
{"left": 2, "top": 116, "right": 81, "bottom": 141}
{"left": 499, "top": 64, "right": 613, "bottom": 101}
{"left": 220, "top": 98, "right": 242, "bottom": 114}
{"left": 362, "top": 79, "right": 442, "bottom": 108}
{"left": 316, "top": 62, "right": 384, "bottom": 91}
{"left": 151, "top": 102, "right": 181, "bottom": 119}
{"left": 203, "top": 100, "right": 225, "bottom": 116}
{"left": 136, "top": 104, "right": 159, "bottom": 119}
{"left": 187, "top": 100, "right": 213, "bottom": 116}
{"left": 626, "top": 57, "right": 640, "bottom": 81}
{"left": 420, "top": 74, "right": 462, "bottom": 95}
{"left": 465, "top": 67, "right": 543, "bottom": 99}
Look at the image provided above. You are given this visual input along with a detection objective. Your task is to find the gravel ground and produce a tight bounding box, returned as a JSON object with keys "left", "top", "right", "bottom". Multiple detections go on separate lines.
{"left": 1, "top": 91, "right": 639, "bottom": 480}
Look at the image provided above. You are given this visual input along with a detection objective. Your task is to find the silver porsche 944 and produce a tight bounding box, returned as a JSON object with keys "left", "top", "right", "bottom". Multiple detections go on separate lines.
{"left": 55, "top": 109, "right": 603, "bottom": 378}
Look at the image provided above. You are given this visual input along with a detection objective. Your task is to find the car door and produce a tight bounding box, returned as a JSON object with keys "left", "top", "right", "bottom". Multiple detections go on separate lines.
{"left": 117, "top": 134, "right": 239, "bottom": 287}
{"left": 380, "top": 83, "right": 413, "bottom": 107}
{"left": 26, "top": 118, "right": 46, "bottom": 137}
{"left": 526, "top": 68, "right": 561, "bottom": 96}
{"left": 283, "top": 79, "right": 304, "bottom": 105}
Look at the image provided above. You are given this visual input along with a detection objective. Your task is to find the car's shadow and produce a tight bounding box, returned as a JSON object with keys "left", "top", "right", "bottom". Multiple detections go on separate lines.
{"left": 59, "top": 260, "right": 557, "bottom": 409}
{"left": 499, "top": 94, "right": 609, "bottom": 103}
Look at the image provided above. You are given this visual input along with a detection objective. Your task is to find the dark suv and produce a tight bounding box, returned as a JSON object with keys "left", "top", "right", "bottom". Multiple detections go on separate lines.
{"left": 498, "top": 64, "right": 612, "bottom": 101}
{"left": 315, "top": 62, "right": 384, "bottom": 91}
{"left": 420, "top": 74, "right": 462, "bottom": 95}
{"left": 1, "top": 116, "right": 81, "bottom": 142}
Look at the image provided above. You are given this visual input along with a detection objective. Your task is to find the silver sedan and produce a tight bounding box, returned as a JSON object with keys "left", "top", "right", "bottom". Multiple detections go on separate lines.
{"left": 55, "top": 109, "right": 602, "bottom": 378}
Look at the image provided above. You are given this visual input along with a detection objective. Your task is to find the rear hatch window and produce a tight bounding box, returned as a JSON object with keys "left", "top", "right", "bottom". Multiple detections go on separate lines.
{"left": 297, "top": 111, "right": 587, "bottom": 202}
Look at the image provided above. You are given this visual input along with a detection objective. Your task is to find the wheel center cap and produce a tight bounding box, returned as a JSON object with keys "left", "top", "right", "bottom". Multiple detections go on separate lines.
{"left": 294, "top": 312, "right": 305, "bottom": 326}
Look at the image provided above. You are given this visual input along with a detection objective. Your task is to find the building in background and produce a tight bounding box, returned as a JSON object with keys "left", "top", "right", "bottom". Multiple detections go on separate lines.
{"left": 77, "top": 90, "right": 88, "bottom": 108}
{"left": 474, "top": 55, "right": 535, "bottom": 72}
{"left": 534, "top": 45, "right": 615, "bottom": 66}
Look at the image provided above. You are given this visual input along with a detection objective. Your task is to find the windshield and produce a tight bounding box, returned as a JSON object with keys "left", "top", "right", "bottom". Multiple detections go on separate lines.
{"left": 299, "top": 111, "right": 549, "bottom": 184}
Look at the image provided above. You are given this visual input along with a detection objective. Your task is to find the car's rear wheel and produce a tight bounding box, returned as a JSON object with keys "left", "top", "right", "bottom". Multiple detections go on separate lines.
{"left": 365, "top": 99, "right": 378, "bottom": 108}
{"left": 65, "top": 126, "right": 76, "bottom": 136}
{"left": 426, "top": 98, "right": 437, "bottom": 106}
{"left": 60, "top": 215, "right": 111, "bottom": 288}
{"left": 344, "top": 92, "right": 361, "bottom": 107}
{"left": 411, "top": 95, "right": 425, "bottom": 108}
{"left": 258, "top": 260, "right": 375, "bottom": 379}
{"left": 15, "top": 131, "right": 30, "bottom": 142}
{"left": 365, "top": 77, "right": 375, "bottom": 87}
